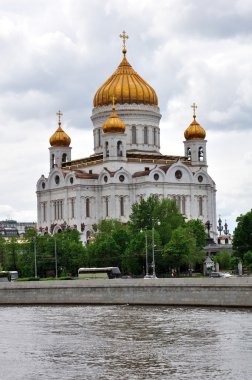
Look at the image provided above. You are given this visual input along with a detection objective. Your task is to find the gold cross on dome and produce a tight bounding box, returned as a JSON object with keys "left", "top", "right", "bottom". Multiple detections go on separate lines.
{"left": 57, "top": 110, "right": 63, "bottom": 125}
{"left": 191, "top": 103, "right": 197, "bottom": 118}
{"left": 119, "top": 31, "right": 129, "bottom": 54}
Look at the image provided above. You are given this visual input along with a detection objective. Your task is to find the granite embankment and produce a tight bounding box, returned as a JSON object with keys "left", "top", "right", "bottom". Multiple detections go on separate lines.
{"left": 0, "top": 277, "right": 252, "bottom": 307}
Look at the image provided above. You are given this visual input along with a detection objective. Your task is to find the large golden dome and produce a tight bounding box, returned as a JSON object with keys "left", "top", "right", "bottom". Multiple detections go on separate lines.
{"left": 102, "top": 104, "right": 125, "bottom": 133}
{"left": 93, "top": 40, "right": 158, "bottom": 108}
{"left": 184, "top": 104, "right": 206, "bottom": 140}
{"left": 49, "top": 111, "right": 71, "bottom": 147}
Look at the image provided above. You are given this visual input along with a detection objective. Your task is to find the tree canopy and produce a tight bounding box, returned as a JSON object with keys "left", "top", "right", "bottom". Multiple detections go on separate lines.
{"left": 233, "top": 210, "right": 252, "bottom": 259}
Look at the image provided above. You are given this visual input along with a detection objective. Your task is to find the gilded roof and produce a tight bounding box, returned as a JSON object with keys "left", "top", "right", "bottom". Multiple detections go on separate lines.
{"left": 184, "top": 117, "right": 206, "bottom": 141}
{"left": 49, "top": 125, "right": 71, "bottom": 147}
{"left": 93, "top": 55, "right": 158, "bottom": 108}
{"left": 102, "top": 105, "right": 126, "bottom": 133}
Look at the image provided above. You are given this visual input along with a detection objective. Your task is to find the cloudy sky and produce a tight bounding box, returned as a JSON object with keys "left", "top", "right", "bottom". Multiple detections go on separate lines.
{"left": 0, "top": 0, "right": 252, "bottom": 232}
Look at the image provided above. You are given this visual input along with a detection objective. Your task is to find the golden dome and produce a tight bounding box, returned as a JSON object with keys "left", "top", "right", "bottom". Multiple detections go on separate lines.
{"left": 102, "top": 103, "right": 126, "bottom": 133}
{"left": 93, "top": 52, "right": 158, "bottom": 108}
{"left": 49, "top": 111, "right": 71, "bottom": 147}
{"left": 184, "top": 104, "right": 206, "bottom": 140}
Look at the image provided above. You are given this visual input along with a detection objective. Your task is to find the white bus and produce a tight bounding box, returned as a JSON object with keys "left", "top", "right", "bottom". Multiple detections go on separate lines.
{"left": 78, "top": 267, "right": 121, "bottom": 279}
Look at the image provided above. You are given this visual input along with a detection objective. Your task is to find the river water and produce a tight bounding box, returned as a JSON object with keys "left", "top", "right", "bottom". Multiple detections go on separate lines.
{"left": 0, "top": 306, "right": 252, "bottom": 380}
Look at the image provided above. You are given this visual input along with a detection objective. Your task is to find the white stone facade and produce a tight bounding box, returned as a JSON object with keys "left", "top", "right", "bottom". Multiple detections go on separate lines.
{"left": 37, "top": 100, "right": 217, "bottom": 242}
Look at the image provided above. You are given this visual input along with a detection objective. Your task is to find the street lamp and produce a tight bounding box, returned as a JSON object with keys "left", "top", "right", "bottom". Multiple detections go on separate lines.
{"left": 151, "top": 218, "right": 160, "bottom": 279}
{"left": 141, "top": 228, "right": 149, "bottom": 278}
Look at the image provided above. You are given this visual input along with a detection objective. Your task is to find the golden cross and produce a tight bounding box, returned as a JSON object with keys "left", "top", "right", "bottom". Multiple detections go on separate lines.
{"left": 119, "top": 30, "right": 129, "bottom": 54}
{"left": 191, "top": 103, "right": 197, "bottom": 118}
{"left": 57, "top": 110, "right": 63, "bottom": 125}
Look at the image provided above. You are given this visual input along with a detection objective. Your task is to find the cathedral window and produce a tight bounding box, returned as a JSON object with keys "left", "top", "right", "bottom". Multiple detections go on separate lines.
{"left": 71, "top": 198, "right": 75, "bottom": 218}
{"left": 55, "top": 175, "right": 60, "bottom": 185}
{"left": 198, "top": 147, "right": 204, "bottom": 161}
{"left": 42, "top": 202, "right": 47, "bottom": 222}
{"left": 70, "top": 177, "right": 74, "bottom": 184}
{"left": 198, "top": 175, "right": 203, "bottom": 183}
{"left": 105, "top": 142, "right": 109, "bottom": 157}
{"left": 51, "top": 154, "right": 55, "bottom": 169}
{"left": 175, "top": 170, "right": 182, "bottom": 179}
{"left": 187, "top": 147, "right": 191, "bottom": 161}
{"left": 144, "top": 126, "right": 148, "bottom": 144}
{"left": 153, "top": 128, "right": 156, "bottom": 146}
{"left": 120, "top": 196, "right": 124, "bottom": 217}
{"left": 105, "top": 197, "right": 109, "bottom": 217}
{"left": 117, "top": 141, "right": 123, "bottom": 157}
{"left": 98, "top": 128, "right": 101, "bottom": 147}
{"left": 154, "top": 173, "right": 159, "bottom": 181}
{"left": 54, "top": 200, "right": 63, "bottom": 220}
{"left": 86, "top": 198, "right": 90, "bottom": 218}
{"left": 119, "top": 175, "right": 125, "bottom": 182}
{"left": 132, "top": 126, "right": 137, "bottom": 144}
{"left": 62, "top": 153, "right": 67, "bottom": 163}
{"left": 181, "top": 196, "right": 186, "bottom": 215}
{"left": 42, "top": 182, "right": 45, "bottom": 189}
{"left": 199, "top": 197, "right": 203, "bottom": 216}
{"left": 104, "top": 175, "right": 108, "bottom": 183}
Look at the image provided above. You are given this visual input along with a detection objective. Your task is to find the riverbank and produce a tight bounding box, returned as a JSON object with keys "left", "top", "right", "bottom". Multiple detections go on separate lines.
{"left": 1, "top": 277, "right": 252, "bottom": 307}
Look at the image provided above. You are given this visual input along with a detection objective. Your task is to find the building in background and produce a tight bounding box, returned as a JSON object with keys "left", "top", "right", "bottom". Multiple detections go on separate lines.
{"left": 0, "top": 220, "right": 36, "bottom": 239}
{"left": 36, "top": 32, "right": 217, "bottom": 242}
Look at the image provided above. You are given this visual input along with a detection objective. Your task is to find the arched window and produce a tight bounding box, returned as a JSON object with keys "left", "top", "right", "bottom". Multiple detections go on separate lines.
{"left": 105, "top": 197, "right": 109, "bottom": 217}
{"left": 120, "top": 196, "right": 124, "bottom": 217}
{"left": 117, "top": 141, "right": 123, "bottom": 157}
{"left": 144, "top": 126, "right": 148, "bottom": 144}
{"left": 199, "top": 197, "right": 203, "bottom": 216}
{"left": 71, "top": 198, "right": 75, "bottom": 218}
{"left": 51, "top": 154, "right": 55, "bottom": 168}
{"left": 181, "top": 196, "right": 186, "bottom": 215}
{"left": 153, "top": 128, "right": 156, "bottom": 146}
{"left": 86, "top": 198, "right": 90, "bottom": 218}
{"left": 98, "top": 129, "right": 101, "bottom": 147}
{"left": 198, "top": 147, "right": 204, "bottom": 161}
{"left": 105, "top": 142, "right": 109, "bottom": 157}
{"left": 132, "top": 126, "right": 137, "bottom": 144}
{"left": 187, "top": 147, "right": 191, "bottom": 161}
{"left": 62, "top": 153, "right": 67, "bottom": 163}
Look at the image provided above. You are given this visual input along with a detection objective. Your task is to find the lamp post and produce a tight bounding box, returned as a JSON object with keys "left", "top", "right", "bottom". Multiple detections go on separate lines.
{"left": 33, "top": 237, "right": 37, "bottom": 278}
{"left": 151, "top": 218, "right": 160, "bottom": 279}
{"left": 141, "top": 228, "right": 149, "bottom": 278}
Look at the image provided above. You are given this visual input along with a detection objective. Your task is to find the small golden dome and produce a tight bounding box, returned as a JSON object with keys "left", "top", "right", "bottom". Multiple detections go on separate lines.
{"left": 102, "top": 103, "right": 126, "bottom": 133}
{"left": 49, "top": 111, "right": 71, "bottom": 147}
{"left": 93, "top": 53, "right": 158, "bottom": 108}
{"left": 184, "top": 103, "right": 206, "bottom": 140}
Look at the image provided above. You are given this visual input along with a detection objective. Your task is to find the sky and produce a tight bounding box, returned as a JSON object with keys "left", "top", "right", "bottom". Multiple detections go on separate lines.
{"left": 0, "top": 0, "right": 252, "bottom": 233}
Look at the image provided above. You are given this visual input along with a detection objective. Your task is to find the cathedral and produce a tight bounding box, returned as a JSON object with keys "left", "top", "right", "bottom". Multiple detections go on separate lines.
{"left": 36, "top": 32, "right": 217, "bottom": 242}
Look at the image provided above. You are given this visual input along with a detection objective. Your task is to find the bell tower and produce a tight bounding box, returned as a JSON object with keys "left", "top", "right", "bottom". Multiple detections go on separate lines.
{"left": 49, "top": 111, "right": 72, "bottom": 170}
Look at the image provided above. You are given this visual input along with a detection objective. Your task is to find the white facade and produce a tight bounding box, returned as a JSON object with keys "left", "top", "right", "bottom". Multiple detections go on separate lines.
{"left": 36, "top": 54, "right": 217, "bottom": 242}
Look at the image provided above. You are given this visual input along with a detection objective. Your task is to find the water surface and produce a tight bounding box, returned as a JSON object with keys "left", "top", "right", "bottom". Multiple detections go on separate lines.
{"left": 0, "top": 306, "right": 252, "bottom": 379}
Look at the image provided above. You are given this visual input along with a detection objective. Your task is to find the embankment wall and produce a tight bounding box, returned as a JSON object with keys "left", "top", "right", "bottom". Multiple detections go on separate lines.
{"left": 0, "top": 278, "right": 252, "bottom": 307}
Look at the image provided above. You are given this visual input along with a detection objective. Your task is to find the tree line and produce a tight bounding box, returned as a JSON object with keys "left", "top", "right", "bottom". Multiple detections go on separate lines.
{"left": 0, "top": 198, "right": 251, "bottom": 278}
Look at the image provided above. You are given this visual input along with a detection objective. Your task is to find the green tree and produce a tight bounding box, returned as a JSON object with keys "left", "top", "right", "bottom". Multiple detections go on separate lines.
{"left": 163, "top": 227, "right": 198, "bottom": 274}
{"left": 86, "top": 220, "right": 130, "bottom": 270}
{"left": 214, "top": 250, "right": 231, "bottom": 270}
{"left": 0, "top": 235, "right": 6, "bottom": 268}
{"left": 185, "top": 219, "right": 207, "bottom": 249}
{"left": 4, "top": 237, "right": 20, "bottom": 271}
{"left": 243, "top": 251, "right": 252, "bottom": 272}
{"left": 129, "top": 195, "right": 160, "bottom": 232}
{"left": 233, "top": 210, "right": 252, "bottom": 259}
